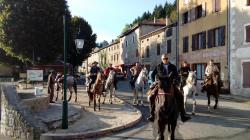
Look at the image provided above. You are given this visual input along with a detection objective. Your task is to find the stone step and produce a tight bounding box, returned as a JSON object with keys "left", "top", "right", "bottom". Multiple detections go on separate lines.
{"left": 35, "top": 103, "right": 82, "bottom": 130}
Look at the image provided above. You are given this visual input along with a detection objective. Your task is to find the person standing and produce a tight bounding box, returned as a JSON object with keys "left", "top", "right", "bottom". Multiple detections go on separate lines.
{"left": 129, "top": 62, "right": 142, "bottom": 90}
{"left": 147, "top": 54, "right": 191, "bottom": 122}
{"left": 47, "top": 70, "right": 56, "bottom": 103}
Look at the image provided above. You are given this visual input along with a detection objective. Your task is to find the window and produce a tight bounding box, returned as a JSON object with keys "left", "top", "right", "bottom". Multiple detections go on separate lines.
{"left": 243, "top": 62, "right": 250, "bottom": 88}
{"left": 208, "top": 26, "right": 225, "bottom": 47}
{"left": 196, "top": 5, "right": 202, "bottom": 19}
{"left": 116, "top": 54, "right": 119, "bottom": 61}
{"left": 247, "top": 0, "right": 250, "bottom": 6}
{"left": 183, "top": 36, "right": 189, "bottom": 53}
{"left": 136, "top": 49, "right": 139, "bottom": 57}
{"left": 193, "top": 64, "right": 206, "bottom": 80}
{"left": 125, "top": 41, "right": 128, "bottom": 47}
{"left": 157, "top": 43, "right": 161, "bottom": 55}
{"left": 212, "top": 0, "right": 221, "bottom": 12}
{"left": 167, "top": 40, "right": 171, "bottom": 54}
{"left": 141, "top": 48, "right": 145, "bottom": 58}
{"left": 111, "top": 56, "right": 113, "bottom": 61}
{"left": 166, "top": 28, "right": 172, "bottom": 37}
{"left": 182, "top": 12, "right": 189, "bottom": 24}
{"left": 146, "top": 46, "right": 150, "bottom": 58}
{"left": 132, "top": 36, "right": 135, "bottom": 43}
{"left": 192, "top": 31, "right": 206, "bottom": 51}
{"left": 245, "top": 25, "right": 250, "bottom": 43}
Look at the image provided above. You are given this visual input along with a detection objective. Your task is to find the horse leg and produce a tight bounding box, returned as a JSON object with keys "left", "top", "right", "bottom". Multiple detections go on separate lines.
{"left": 214, "top": 94, "right": 219, "bottom": 109}
{"left": 110, "top": 88, "right": 113, "bottom": 104}
{"left": 140, "top": 87, "right": 144, "bottom": 105}
{"left": 55, "top": 91, "right": 58, "bottom": 101}
{"left": 98, "top": 95, "right": 101, "bottom": 110}
{"left": 75, "top": 91, "right": 77, "bottom": 102}
{"left": 102, "top": 90, "right": 106, "bottom": 104}
{"left": 170, "top": 122, "right": 177, "bottom": 140}
{"left": 207, "top": 93, "right": 211, "bottom": 111}
{"left": 157, "top": 118, "right": 165, "bottom": 140}
{"left": 68, "top": 91, "right": 72, "bottom": 102}
{"left": 94, "top": 95, "right": 96, "bottom": 111}
{"left": 192, "top": 93, "right": 196, "bottom": 115}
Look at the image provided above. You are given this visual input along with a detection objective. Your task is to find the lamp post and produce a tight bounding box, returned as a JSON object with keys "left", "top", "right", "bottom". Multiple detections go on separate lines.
{"left": 62, "top": 15, "right": 69, "bottom": 129}
{"left": 75, "top": 27, "right": 84, "bottom": 73}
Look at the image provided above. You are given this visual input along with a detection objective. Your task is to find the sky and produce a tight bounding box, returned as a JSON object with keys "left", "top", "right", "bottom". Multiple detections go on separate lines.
{"left": 67, "top": 0, "right": 175, "bottom": 43}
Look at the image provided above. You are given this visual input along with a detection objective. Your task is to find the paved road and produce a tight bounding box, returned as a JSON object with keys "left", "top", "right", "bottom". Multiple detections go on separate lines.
{"left": 98, "top": 80, "right": 250, "bottom": 140}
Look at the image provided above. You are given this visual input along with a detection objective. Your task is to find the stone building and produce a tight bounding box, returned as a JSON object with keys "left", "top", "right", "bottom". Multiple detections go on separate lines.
{"left": 229, "top": 0, "right": 250, "bottom": 96}
{"left": 140, "top": 22, "right": 177, "bottom": 70}
{"left": 178, "top": 0, "right": 229, "bottom": 89}
{"left": 119, "top": 19, "right": 166, "bottom": 66}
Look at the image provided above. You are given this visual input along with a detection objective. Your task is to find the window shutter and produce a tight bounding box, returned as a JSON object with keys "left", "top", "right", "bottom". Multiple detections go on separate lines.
{"left": 208, "top": 30, "right": 212, "bottom": 48}
{"left": 188, "top": 11, "right": 191, "bottom": 22}
{"left": 202, "top": 2, "right": 206, "bottom": 16}
{"left": 246, "top": 25, "right": 250, "bottom": 42}
{"left": 243, "top": 62, "right": 250, "bottom": 88}
{"left": 192, "top": 35, "right": 195, "bottom": 51}
{"left": 191, "top": 8, "right": 196, "bottom": 21}
{"left": 216, "top": 0, "right": 221, "bottom": 12}
{"left": 212, "top": 0, "right": 216, "bottom": 12}
{"left": 221, "top": 26, "right": 225, "bottom": 46}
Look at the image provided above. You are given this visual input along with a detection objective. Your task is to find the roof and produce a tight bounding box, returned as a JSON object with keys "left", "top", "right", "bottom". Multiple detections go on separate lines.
{"left": 140, "top": 22, "right": 177, "bottom": 39}
{"left": 98, "top": 40, "right": 120, "bottom": 51}
{"left": 119, "top": 18, "right": 167, "bottom": 38}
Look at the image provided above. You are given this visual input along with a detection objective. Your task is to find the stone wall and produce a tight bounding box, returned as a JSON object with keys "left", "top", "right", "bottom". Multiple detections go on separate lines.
{"left": 0, "top": 84, "right": 48, "bottom": 140}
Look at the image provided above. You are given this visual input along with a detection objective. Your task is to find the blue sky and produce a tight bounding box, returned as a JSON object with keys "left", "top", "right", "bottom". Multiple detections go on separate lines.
{"left": 67, "top": 0, "right": 175, "bottom": 43}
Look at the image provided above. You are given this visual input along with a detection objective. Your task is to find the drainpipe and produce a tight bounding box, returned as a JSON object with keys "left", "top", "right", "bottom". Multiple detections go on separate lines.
{"left": 227, "top": 0, "right": 231, "bottom": 94}
{"left": 176, "top": 0, "right": 180, "bottom": 69}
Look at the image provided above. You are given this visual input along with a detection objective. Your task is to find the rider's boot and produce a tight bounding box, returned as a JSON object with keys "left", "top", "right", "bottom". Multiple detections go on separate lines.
{"left": 147, "top": 95, "right": 155, "bottom": 122}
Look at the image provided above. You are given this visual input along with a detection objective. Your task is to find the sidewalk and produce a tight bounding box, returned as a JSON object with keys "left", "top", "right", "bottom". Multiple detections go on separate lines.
{"left": 4, "top": 85, "right": 142, "bottom": 140}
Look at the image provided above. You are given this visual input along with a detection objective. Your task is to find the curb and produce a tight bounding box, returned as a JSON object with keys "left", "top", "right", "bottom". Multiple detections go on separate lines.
{"left": 40, "top": 97, "right": 142, "bottom": 140}
{"left": 220, "top": 95, "right": 250, "bottom": 104}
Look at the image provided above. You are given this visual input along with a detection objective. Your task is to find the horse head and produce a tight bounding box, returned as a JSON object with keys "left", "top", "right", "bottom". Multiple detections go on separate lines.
{"left": 186, "top": 71, "right": 196, "bottom": 85}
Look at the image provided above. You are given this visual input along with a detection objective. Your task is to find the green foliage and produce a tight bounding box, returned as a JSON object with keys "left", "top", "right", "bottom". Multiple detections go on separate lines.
{"left": 69, "top": 16, "right": 97, "bottom": 67}
{"left": 0, "top": 0, "right": 70, "bottom": 65}
{"left": 121, "top": 0, "right": 177, "bottom": 34}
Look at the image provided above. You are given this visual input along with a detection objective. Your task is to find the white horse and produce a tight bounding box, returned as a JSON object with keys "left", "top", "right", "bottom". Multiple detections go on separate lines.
{"left": 134, "top": 67, "right": 148, "bottom": 105}
{"left": 183, "top": 71, "right": 197, "bottom": 115}
{"left": 103, "top": 70, "right": 116, "bottom": 104}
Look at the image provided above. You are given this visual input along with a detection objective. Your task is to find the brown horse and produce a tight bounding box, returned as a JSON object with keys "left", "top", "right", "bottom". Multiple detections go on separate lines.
{"left": 201, "top": 73, "right": 221, "bottom": 110}
{"left": 88, "top": 72, "right": 105, "bottom": 111}
{"left": 154, "top": 77, "right": 179, "bottom": 140}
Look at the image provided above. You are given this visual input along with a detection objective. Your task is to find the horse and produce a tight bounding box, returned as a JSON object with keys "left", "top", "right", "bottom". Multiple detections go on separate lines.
{"left": 183, "top": 71, "right": 197, "bottom": 115}
{"left": 154, "top": 75, "right": 179, "bottom": 140}
{"left": 88, "top": 72, "right": 105, "bottom": 111}
{"left": 201, "top": 73, "right": 220, "bottom": 111}
{"left": 134, "top": 67, "right": 148, "bottom": 105}
{"left": 55, "top": 74, "right": 77, "bottom": 102}
{"left": 103, "top": 70, "right": 116, "bottom": 104}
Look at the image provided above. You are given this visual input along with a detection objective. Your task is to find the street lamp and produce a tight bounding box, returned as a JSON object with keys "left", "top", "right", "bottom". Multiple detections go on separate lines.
{"left": 75, "top": 27, "right": 84, "bottom": 73}
{"left": 62, "top": 15, "right": 69, "bottom": 129}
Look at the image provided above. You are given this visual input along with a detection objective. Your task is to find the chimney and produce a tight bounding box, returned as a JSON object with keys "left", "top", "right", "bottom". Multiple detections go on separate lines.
{"left": 166, "top": 16, "right": 169, "bottom": 26}
{"left": 154, "top": 17, "right": 156, "bottom": 23}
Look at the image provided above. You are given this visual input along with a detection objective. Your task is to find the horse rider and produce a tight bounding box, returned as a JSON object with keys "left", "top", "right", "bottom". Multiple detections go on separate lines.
{"left": 89, "top": 61, "right": 101, "bottom": 90}
{"left": 47, "top": 70, "right": 56, "bottom": 103}
{"left": 147, "top": 54, "right": 191, "bottom": 122}
{"left": 179, "top": 61, "right": 191, "bottom": 90}
{"left": 204, "top": 59, "right": 220, "bottom": 89}
{"left": 104, "top": 63, "right": 118, "bottom": 89}
{"left": 129, "top": 62, "right": 142, "bottom": 93}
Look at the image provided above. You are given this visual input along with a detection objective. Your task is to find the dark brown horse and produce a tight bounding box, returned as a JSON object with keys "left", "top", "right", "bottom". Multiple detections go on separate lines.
{"left": 154, "top": 78, "right": 179, "bottom": 140}
{"left": 201, "top": 73, "right": 221, "bottom": 110}
{"left": 88, "top": 72, "right": 105, "bottom": 111}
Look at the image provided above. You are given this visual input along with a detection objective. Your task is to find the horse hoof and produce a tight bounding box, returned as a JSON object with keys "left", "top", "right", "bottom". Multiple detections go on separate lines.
{"left": 214, "top": 105, "right": 218, "bottom": 109}
{"left": 192, "top": 112, "right": 195, "bottom": 115}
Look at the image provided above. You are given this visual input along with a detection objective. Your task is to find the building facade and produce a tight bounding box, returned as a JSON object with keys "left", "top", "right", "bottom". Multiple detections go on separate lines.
{"left": 119, "top": 19, "right": 166, "bottom": 66}
{"left": 140, "top": 22, "right": 177, "bottom": 70}
{"left": 229, "top": 0, "right": 250, "bottom": 96}
{"left": 178, "top": 0, "right": 229, "bottom": 89}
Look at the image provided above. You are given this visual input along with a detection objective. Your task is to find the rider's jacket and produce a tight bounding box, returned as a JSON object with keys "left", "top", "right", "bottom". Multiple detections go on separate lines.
{"left": 104, "top": 67, "right": 115, "bottom": 77}
{"left": 90, "top": 66, "right": 101, "bottom": 82}
{"left": 205, "top": 65, "right": 219, "bottom": 76}
{"left": 179, "top": 66, "right": 191, "bottom": 78}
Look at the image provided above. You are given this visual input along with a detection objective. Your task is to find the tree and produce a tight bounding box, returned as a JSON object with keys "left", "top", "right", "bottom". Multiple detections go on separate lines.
{"left": 0, "top": 0, "right": 70, "bottom": 65}
{"left": 70, "top": 16, "right": 97, "bottom": 67}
